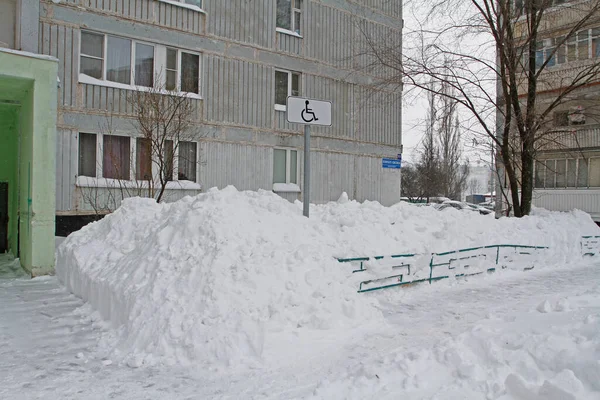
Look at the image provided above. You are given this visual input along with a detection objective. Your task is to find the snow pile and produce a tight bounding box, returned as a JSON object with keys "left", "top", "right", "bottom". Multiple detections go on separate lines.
{"left": 0, "top": 255, "right": 27, "bottom": 278}
{"left": 56, "top": 187, "right": 599, "bottom": 368}
{"left": 307, "top": 288, "right": 600, "bottom": 400}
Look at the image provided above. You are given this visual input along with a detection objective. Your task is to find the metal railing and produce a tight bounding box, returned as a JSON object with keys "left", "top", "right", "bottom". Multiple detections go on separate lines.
{"left": 339, "top": 243, "right": 555, "bottom": 293}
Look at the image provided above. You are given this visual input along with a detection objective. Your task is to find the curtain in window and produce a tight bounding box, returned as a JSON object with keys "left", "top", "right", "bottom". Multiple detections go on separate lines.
{"left": 103, "top": 135, "right": 131, "bottom": 180}
{"left": 273, "top": 149, "right": 286, "bottom": 183}
{"left": 181, "top": 53, "right": 199, "bottom": 94}
{"left": 178, "top": 141, "right": 197, "bottom": 181}
{"left": 276, "top": 0, "right": 291, "bottom": 30}
{"left": 78, "top": 133, "right": 97, "bottom": 177}
{"left": 275, "top": 71, "right": 288, "bottom": 105}
{"left": 107, "top": 36, "right": 131, "bottom": 84}
{"left": 135, "top": 43, "right": 154, "bottom": 87}
{"left": 136, "top": 138, "right": 152, "bottom": 181}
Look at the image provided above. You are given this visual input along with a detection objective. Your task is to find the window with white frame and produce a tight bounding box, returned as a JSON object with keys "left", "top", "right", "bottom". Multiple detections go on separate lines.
{"left": 273, "top": 148, "right": 298, "bottom": 184}
{"left": 276, "top": 0, "right": 303, "bottom": 35}
{"left": 80, "top": 31, "right": 201, "bottom": 94}
{"left": 274, "top": 70, "right": 300, "bottom": 110}
{"left": 177, "top": 141, "right": 197, "bottom": 181}
{"left": 527, "top": 27, "right": 600, "bottom": 70}
{"left": 78, "top": 133, "right": 198, "bottom": 182}
{"left": 534, "top": 157, "right": 600, "bottom": 189}
{"left": 78, "top": 133, "right": 97, "bottom": 177}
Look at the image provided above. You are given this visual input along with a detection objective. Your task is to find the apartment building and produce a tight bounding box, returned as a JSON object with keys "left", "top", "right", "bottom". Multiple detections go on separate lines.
{"left": 501, "top": 0, "right": 600, "bottom": 222}
{"left": 1, "top": 0, "right": 403, "bottom": 233}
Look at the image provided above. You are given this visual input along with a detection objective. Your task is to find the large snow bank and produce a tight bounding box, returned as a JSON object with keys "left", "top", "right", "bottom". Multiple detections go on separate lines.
{"left": 56, "top": 187, "right": 599, "bottom": 368}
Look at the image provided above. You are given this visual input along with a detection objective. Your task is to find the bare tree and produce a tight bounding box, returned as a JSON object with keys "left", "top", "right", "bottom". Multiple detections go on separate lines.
{"left": 358, "top": 0, "right": 600, "bottom": 217}
{"left": 80, "top": 78, "right": 202, "bottom": 214}
{"left": 128, "top": 81, "right": 198, "bottom": 203}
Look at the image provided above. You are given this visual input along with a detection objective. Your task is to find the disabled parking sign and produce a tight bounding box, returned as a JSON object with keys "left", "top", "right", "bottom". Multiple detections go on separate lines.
{"left": 287, "top": 97, "right": 332, "bottom": 126}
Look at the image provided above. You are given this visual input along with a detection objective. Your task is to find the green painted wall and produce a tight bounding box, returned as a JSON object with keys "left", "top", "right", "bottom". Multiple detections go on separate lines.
{"left": 0, "top": 104, "right": 19, "bottom": 255}
{"left": 0, "top": 49, "right": 58, "bottom": 276}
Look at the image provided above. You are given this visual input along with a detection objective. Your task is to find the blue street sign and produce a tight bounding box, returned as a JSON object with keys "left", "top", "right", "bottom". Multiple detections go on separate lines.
{"left": 382, "top": 158, "right": 401, "bottom": 169}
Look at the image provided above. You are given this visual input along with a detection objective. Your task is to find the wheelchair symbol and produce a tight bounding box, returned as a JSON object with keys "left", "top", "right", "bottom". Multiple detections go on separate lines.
{"left": 301, "top": 100, "right": 318, "bottom": 123}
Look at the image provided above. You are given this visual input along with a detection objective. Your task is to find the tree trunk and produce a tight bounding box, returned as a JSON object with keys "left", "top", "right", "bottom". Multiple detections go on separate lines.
{"left": 520, "top": 134, "right": 535, "bottom": 216}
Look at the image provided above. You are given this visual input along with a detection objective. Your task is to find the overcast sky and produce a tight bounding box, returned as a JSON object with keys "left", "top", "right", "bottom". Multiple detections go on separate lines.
{"left": 400, "top": 1, "right": 496, "bottom": 166}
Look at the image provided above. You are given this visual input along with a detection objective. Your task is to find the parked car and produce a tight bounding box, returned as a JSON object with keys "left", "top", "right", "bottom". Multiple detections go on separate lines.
{"left": 434, "top": 200, "right": 493, "bottom": 215}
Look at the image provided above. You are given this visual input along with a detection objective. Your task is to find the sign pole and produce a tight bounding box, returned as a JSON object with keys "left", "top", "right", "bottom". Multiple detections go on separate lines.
{"left": 303, "top": 124, "right": 310, "bottom": 217}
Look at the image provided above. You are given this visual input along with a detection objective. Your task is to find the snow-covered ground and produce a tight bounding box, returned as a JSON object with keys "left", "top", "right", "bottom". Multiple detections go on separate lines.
{"left": 2, "top": 187, "right": 599, "bottom": 399}
{"left": 1, "top": 261, "right": 599, "bottom": 399}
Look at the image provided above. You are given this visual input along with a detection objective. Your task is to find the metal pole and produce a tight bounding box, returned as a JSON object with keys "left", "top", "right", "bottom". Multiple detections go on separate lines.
{"left": 303, "top": 124, "right": 310, "bottom": 217}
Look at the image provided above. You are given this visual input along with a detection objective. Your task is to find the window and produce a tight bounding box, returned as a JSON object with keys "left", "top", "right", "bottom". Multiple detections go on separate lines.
{"left": 80, "top": 32, "right": 104, "bottom": 79}
{"left": 106, "top": 36, "right": 132, "bottom": 84}
{"left": 136, "top": 138, "right": 152, "bottom": 181}
{"left": 80, "top": 31, "right": 200, "bottom": 94}
{"left": 275, "top": 70, "right": 300, "bottom": 110}
{"left": 276, "top": 0, "right": 302, "bottom": 35}
{"left": 526, "top": 27, "right": 600, "bottom": 71}
{"left": 592, "top": 28, "right": 600, "bottom": 58}
{"left": 577, "top": 158, "right": 588, "bottom": 188}
{"left": 178, "top": 141, "right": 197, "bottom": 181}
{"left": 135, "top": 43, "right": 154, "bottom": 87}
{"left": 590, "top": 158, "right": 600, "bottom": 187}
{"left": 273, "top": 148, "right": 298, "bottom": 184}
{"left": 81, "top": 32, "right": 155, "bottom": 87}
{"left": 577, "top": 30, "right": 590, "bottom": 60}
{"left": 534, "top": 161, "right": 544, "bottom": 188}
{"left": 555, "top": 159, "right": 566, "bottom": 187}
{"left": 178, "top": 0, "right": 202, "bottom": 8}
{"left": 537, "top": 158, "right": 598, "bottom": 189}
{"left": 103, "top": 135, "right": 131, "bottom": 180}
{"left": 78, "top": 133, "right": 97, "bottom": 177}
{"left": 164, "top": 48, "right": 200, "bottom": 94}
{"left": 567, "top": 159, "right": 577, "bottom": 187}
{"left": 181, "top": 52, "right": 200, "bottom": 94}
{"left": 544, "top": 160, "right": 556, "bottom": 188}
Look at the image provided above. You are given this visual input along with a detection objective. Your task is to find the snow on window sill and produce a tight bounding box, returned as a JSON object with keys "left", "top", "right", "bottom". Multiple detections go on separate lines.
{"left": 273, "top": 183, "right": 301, "bottom": 193}
{"left": 274, "top": 104, "right": 287, "bottom": 112}
{"left": 78, "top": 74, "right": 203, "bottom": 100}
{"left": 76, "top": 176, "right": 202, "bottom": 190}
{"left": 276, "top": 27, "right": 303, "bottom": 38}
{"left": 157, "top": 0, "right": 206, "bottom": 13}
